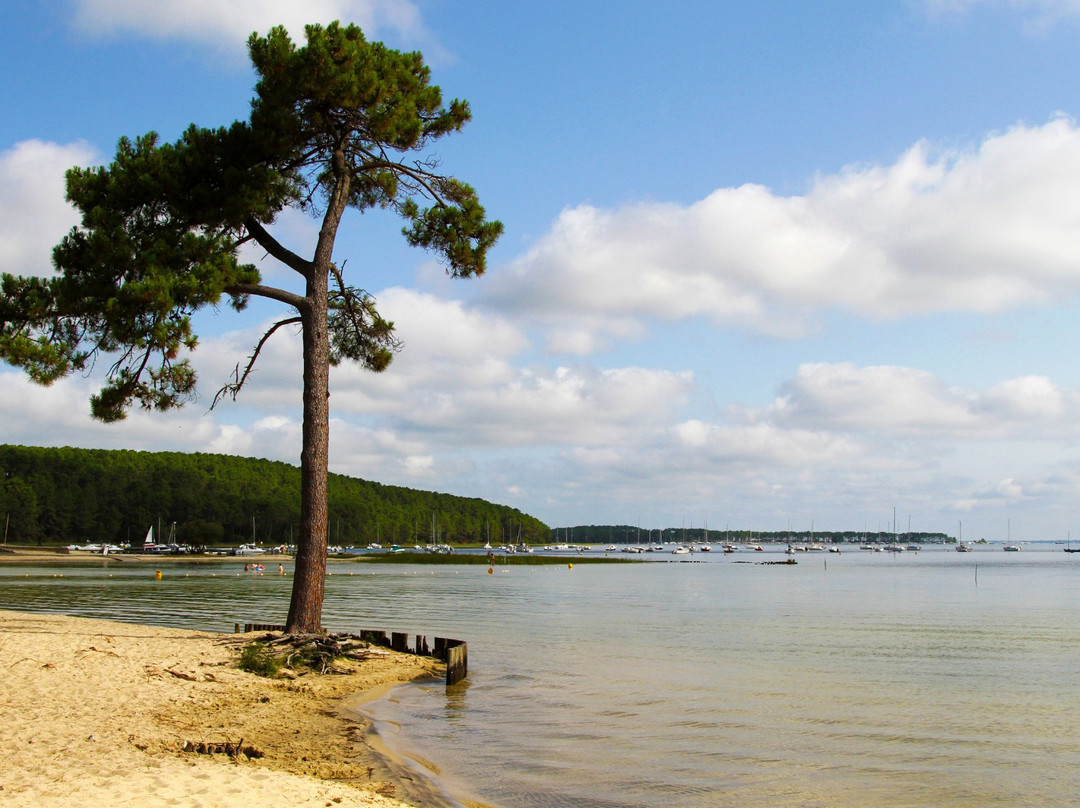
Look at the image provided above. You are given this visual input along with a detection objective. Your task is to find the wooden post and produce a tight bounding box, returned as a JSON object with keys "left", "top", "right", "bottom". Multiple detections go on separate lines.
{"left": 361, "top": 630, "right": 389, "bottom": 647}
{"left": 436, "top": 637, "right": 468, "bottom": 685}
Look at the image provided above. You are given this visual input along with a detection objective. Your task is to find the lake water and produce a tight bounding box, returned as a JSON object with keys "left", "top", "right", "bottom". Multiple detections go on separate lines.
{"left": 3, "top": 546, "right": 1079, "bottom": 807}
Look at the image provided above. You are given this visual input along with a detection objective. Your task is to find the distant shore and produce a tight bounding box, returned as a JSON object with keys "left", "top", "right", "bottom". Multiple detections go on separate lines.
{"left": 0, "top": 609, "right": 475, "bottom": 807}
{"left": 0, "top": 545, "right": 638, "bottom": 565}
{"left": 0, "top": 546, "right": 293, "bottom": 564}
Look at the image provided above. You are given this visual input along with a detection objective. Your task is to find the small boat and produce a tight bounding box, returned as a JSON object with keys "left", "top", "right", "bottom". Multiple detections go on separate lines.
{"left": 671, "top": 545, "right": 691, "bottom": 555}
{"left": 234, "top": 543, "right": 266, "bottom": 556}
{"left": 1003, "top": 545, "right": 1021, "bottom": 552}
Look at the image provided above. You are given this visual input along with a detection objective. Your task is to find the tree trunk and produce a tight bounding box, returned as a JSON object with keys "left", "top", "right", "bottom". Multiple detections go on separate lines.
{"left": 284, "top": 151, "right": 350, "bottom": 635}
{"left": 285, "top": 268, "right": 330, "bottom": 634}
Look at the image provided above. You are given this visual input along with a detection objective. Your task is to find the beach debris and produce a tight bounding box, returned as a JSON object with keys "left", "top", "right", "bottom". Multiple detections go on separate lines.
{"left": 78, "top": 645, "right": 122, "bottom": 658}
{"left": 165, "top": 668, "right": 198, "bottom": 681}
{"left": 182, "top": 738, "right": 263, "bottom": 759}
{"left": 239, "top": 632, "right": 380, "bottom": 677}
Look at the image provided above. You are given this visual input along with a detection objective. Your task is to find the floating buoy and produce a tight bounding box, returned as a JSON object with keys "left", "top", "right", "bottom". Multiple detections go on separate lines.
{"left": 568, "top": 563, "right": 573, "bottom": 570}
{"left": 487, "top": 567, "right": 493, "bottom": 574}
{"left": 155, "top": 570, "right": 162, "bottom": 579}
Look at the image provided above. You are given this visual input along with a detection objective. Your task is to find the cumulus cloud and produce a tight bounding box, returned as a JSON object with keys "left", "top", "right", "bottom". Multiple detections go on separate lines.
{"left": 0, "top": 140, "right": 99, "bottom": 276}
{"left": 69, "top": 0, "right": 428, "bottom": 53}
{"left": 760, "top": 362, "right": 1074, "bottom": 439}
{"left": 766, "top": 363, "right": 978, "bottom": 433}
{"left": 487, "top": 117, "right": 1080, "bottom": 346}
{"left": 327, "top": 289, "right": 695, "bottom": 450}
{"left": 0, "top": 370, "right": 245, "bottom": 454}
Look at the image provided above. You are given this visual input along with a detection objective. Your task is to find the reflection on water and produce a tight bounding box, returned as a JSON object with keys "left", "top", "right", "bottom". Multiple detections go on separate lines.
{"left": 3, "top": 548, "right": 1080, "bottom": 807}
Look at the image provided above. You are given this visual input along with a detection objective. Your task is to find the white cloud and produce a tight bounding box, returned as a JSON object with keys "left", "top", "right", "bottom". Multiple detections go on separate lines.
{"left": 761, "top": 362, "right": 1074, "bottom": 439}
{"left": 978, "top": 375, "right": 1067, "bottom": 420}
{"left": 767, "top": 363, "right": 978, "bottom": 433}
{"left": 487, "top": 117, "right": 1080, "bottom": 343}
{"left": 0, "top": 370, "right": 244, "bottom": 454}
{"left": 69, "top": 0, "right": 427, "bottom": 53}
{"left": 0, "top": 140, "right": 99, "bottom": 276}
{"left": 326, "top": 289, "right": 695, "bottom": 450}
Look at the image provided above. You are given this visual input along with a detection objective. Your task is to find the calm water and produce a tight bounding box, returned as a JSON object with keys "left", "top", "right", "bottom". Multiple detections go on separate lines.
{"left": 3, "top": 546, "right": 1079, "bottom": 807}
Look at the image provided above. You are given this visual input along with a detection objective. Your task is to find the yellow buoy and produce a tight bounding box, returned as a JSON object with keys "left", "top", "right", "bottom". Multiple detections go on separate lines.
{"left": 155, "top": 570, "right": 162, "bottom": 579}
{"left": 568, "top": 563, "right": 573, "bottom": 570}
{"left": 487, "top": 567, "right": 494, "bottom": 574}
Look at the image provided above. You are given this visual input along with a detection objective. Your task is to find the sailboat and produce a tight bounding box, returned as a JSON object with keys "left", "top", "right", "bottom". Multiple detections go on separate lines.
{"left": 141, "top": 525, "right": 170, "bottom": 554}
{"left": 956, "top": 521, "right": 972, "bottom": 552}
{"left": 1002, "top": 518, "right": 1021, "bottom": 551}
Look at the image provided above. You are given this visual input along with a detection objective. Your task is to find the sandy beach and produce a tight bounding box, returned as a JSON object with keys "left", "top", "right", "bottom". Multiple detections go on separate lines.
{"left": 0, "top": 608, "right": 457, "bottom": 808}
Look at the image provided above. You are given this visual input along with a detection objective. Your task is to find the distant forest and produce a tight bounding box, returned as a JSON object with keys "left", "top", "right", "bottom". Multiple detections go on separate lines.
{"left": 0, "top": 445, "right": 548, "bottom": 547}
{"left": 555, "top": 525, "right": 954, "bottom": 545}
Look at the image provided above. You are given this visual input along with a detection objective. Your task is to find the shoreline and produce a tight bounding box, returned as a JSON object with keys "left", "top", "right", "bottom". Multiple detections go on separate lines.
{"left": 0, "top": 609, "right": 476, "bottom": 807}
{"left": 0, "top": 547, "right": 295, "bottom": 564}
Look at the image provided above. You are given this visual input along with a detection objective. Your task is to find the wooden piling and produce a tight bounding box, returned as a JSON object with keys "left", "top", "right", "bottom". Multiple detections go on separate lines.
{"left": 236, "top": 622, "right": 287, "bottom": 633}
{"left": 436, "top": 637, "right": 468, "bottom": 685}
{"left": 234, "top": 621, "right": 466, "bottom": 684}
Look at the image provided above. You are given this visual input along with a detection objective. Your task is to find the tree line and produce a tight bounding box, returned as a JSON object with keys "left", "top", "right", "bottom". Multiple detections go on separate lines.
{"left": 0, "top": 445, "right": 547, "bottom": 548}
{"left": 556, "top": 525, "right": 953, "bottom": 544}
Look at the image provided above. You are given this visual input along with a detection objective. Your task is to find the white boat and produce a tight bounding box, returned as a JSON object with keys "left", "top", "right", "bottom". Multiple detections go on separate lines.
{"left": 234, "top": 543, "right": 266, "bottom": 556}
{"left": 671, "top": 545, "right": 691, "bottom": 555}
{"left": 138, "top": 525, "right": 172, "bottom": 554}
{"left": 1003, "top": 545, "right": 1021, "bottom": 552}
{"left": 69, "top": 542, "right": 123, "bottom": 554}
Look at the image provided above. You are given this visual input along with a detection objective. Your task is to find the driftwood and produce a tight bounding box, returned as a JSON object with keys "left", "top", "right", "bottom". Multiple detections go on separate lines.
{"left": 254, "top": 632, "right": 378, "bottom": 675}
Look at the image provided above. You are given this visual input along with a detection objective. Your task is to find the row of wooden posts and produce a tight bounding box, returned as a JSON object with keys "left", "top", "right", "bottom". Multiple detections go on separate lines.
{"left": 235, "top": 622, "right": 467, "bottom": 685}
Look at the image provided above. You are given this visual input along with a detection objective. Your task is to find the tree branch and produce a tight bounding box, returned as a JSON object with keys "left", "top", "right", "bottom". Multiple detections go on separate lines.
{"left": 210, "top": 316, "right": 302, "bottom": 409}
{"left": 228, "top": 282, "right": 306, "bottom": 310}
{"left": 244, "top": 217, "right": 314, "bottom": 279}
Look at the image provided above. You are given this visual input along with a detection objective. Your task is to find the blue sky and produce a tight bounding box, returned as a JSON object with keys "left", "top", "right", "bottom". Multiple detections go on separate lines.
{"left": 4, "top": 0, "right": 1080, "bottom": 541}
